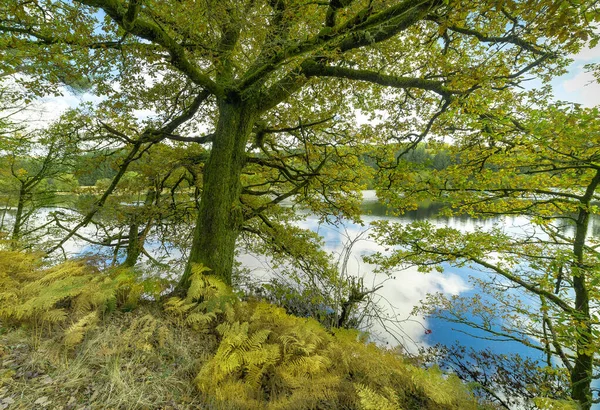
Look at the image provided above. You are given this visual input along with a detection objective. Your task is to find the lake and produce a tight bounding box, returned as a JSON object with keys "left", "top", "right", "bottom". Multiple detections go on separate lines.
{"left": 5, "top": 191, "right": 594, "bottom": 362}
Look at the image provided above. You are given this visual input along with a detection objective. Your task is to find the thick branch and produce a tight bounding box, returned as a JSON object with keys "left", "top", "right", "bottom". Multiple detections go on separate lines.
{"left": 325, "top": 0, "right": 355, "bottom": 28}
{"left": 302, "top": 61, "right": 455, "bottom": 98}
{"left": 258, "top": 116, "right": 334, "bottom": 135}
{"left": 426, "top": 16, "right": 548, "bottom": 56}
{"left": 257, "top": 69, "right": 309, "bottom": 113}
{"left": 240, "top": 0, "right": 441, "bottom": 91}
{"left": 164, "top": 132, "right": 214, "bottom": 144}
{"left": 336, "top": 0, "right": 442, "bottom": 53}
{"left": 143, "top": 89, "right": 210, "bottom": 142}
{"left": 0, "top": 24, "right": 125, "bottom": 49}
{"left": 123, "top": 0, "right": 141, "bottom": 30}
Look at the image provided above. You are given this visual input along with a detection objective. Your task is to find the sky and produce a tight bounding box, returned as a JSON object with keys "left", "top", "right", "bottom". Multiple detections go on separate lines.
{"left": 551, "top": 44, "right": 600, "bottom": 106}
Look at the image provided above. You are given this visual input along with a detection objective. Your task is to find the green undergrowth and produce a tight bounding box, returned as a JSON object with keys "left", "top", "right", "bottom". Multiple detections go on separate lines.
{"left": 0, "top": 250, "right": 483, "bottom": 409}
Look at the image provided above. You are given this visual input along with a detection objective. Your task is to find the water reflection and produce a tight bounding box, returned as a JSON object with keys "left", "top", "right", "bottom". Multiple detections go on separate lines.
{"left": 11, "top": 195, "right": 600, "bottom": 358}
{"left": 252, "top": 193, "right": 600, "bottom": 355}
{"left": 239, "top": 198, "right": 513, "bottom": 351}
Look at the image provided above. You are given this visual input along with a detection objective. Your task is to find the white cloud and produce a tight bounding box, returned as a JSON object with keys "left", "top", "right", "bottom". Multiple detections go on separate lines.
{"left": 291, "top": 218, "right": 469, "bottom": 351}
{"left": 366, "top": 266, "right": 469, "bottom": 351}
{"left": 557, "top": 69, "right": 600, "bottom": 107}
{"left": 133, "top": 109, "right": 158, "bottom": 121}
{"left": 551, "top": 39, "right": 600, "bottom": 107}
{"left": 571, "top": 44, "right": 600, "bottom": 62}
{"left": 10, "top": 91, "right": 104, "bottom": 129}
{"left": 563, "top": 69, "right": 596, "bottom": 91}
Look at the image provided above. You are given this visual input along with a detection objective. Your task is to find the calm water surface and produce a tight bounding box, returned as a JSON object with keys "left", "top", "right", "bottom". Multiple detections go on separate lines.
{"left": 9, "top": 193, "right": 599, "bottom": 360}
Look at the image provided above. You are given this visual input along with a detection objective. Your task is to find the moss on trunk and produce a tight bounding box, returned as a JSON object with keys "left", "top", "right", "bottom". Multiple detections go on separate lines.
{"left": 179, "top": 97, "right": 256, "bottom": 289}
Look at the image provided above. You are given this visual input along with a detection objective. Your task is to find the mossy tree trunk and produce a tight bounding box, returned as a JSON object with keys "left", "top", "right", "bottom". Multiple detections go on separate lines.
{"left": 122, "top": 222, "right": 142, "bottom": 268}
{"left": 10, "top": 184, "right": 26, "bottom": 246}
{"left": 121, "top": 188, "right": 156, "bottom": 268}
{"left": 178, "top": 96, "right": 256, "bottom": 289}
{"left": 569, "top": 169, "right": 600, "bottom": 410}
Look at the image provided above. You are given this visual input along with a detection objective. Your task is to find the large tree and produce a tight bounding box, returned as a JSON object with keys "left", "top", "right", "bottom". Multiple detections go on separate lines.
{"left": 1, "top": 0, "right": 597, "bottom": 290}
{"left": 368, "top": 103, "right": 600, "bottom": 408}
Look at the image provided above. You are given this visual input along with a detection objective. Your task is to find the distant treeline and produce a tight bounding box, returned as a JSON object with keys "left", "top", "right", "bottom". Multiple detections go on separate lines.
{"left": 74, "top": 150, "right": 123, "bottom": 186}
{"left": 36, "top": 143, "right": 455, "bottom": 188}
{"left": 395, "top": 143, "right": 453, "bottom": 170}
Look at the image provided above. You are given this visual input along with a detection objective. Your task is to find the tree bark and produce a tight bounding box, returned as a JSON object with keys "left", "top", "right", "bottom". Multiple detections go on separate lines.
{"left": 121, "top": 189, "right": 156, "bottom": 268}
{"left": 10, "top": 184, "right": 26, "bottom": 246}
{"left": 122, "top": 222, "right": 141, "bottom": 268}
{"left": 569, "top": 169, "right": 600, "bottom": 410}
{"left": 178, "top": 97, "right": 256, "bottom": 290}
{"left": 571, "top": 210, "right": 593, "bottom": 409}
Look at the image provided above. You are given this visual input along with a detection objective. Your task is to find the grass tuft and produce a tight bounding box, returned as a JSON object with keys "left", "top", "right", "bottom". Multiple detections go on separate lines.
{"left": 0, "top": 306, "right": 217, "bottom": 409}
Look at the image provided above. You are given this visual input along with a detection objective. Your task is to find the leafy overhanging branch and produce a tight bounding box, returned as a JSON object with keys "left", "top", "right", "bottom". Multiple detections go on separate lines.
{"left": 0, "top": 24, "right": 125, "bottom": 49}
{"left": 47, "top": 89, "right": 209, "bottom": 255}
{"left": 75, "top": 0, "right": 222, "bottom": 96}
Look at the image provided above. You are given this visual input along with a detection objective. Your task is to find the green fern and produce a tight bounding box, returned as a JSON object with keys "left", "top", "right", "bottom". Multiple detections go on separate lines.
{"left": 186, "top": 312, "right": 217, "bottom": 331}
{"left": 164, "top": 266, "right": 479, "bottom": 409}
{"left": 63, "top": 312, "right": 99, "bottom": 347}
{"left": 0, "top": 249, "right": 168, "bottom": 347}
{"left": 356, "top": 384, "right": 400, "bottom": 410}
{"left": 122, "top": 314, "right": 169, "bottom": 352}
{"left": 41, "top": 308, "right": 68, "bottom": 324}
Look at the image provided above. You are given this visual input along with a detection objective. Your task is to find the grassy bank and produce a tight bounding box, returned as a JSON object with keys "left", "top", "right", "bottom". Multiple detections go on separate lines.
{"left": 1, "top": 306, "right": 209, "bottom": 409}
{"left": 0, "top": 250, "right": 481, "bottom": 409}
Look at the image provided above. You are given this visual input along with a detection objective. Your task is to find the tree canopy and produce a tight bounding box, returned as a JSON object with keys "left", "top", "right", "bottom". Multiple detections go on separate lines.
{"left": 3, "top": 0, "right": 597, "bottom": 289}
